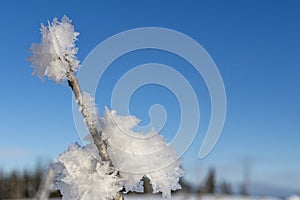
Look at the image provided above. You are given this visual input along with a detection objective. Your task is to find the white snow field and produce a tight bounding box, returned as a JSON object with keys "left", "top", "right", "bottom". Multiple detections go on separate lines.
{"left": 125, "top": 194, "right": 287, "bottom": 200}
{"left": 13, "top": 194, "right": 300, "bottom": 200}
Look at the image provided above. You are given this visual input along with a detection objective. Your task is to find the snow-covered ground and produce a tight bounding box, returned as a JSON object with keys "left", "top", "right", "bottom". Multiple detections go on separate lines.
{"left": 125, "top": 194, "right": 281, "bottom": 200}
{"left": 11, "top": 194, "right": 300, "bottom": 200}
{"left": 127, "top": 194, "right": 299, "bottom": 200}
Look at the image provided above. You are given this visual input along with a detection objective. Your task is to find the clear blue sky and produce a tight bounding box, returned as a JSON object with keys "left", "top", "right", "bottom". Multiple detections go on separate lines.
{"left": 0, "top": 0, "right": 299, "bottom": 196}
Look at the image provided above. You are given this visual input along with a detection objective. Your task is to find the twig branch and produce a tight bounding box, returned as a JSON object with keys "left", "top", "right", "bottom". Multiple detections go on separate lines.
{"left": 36, "top": 168, "right": 55, "bottom": 200}
{"left": 67, "top": 72, "right": 110, "bottom": 161}
{"left": 67, "top": 70, "right": 124, "bottom": 200}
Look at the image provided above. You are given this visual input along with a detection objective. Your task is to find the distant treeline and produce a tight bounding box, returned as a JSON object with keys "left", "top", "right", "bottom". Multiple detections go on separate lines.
{"left": 0, "top": 166, "right": 245, "bottom": 199}
{"left": 0, "top": 165, "right": 61, "bottom": 199}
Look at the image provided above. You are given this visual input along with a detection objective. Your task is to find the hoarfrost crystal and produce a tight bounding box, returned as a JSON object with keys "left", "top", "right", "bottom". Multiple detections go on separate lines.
{"left": 29, "top": 15, "right": 184, "bottom": 199}
{"left": 100, "top": 108, "right": 184, "bottom": 198}
{"left": 28, "top": 16, "right": 80, "bottom": 83}
{"left": 81, "top": 92, "right": 101, "bottom": 133}
{"left": 52, "top": 143, "right": 122, "bottom": 200}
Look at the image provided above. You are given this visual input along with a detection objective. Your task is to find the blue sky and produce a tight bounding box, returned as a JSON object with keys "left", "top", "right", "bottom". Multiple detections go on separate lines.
{"left": 0, "top": 0, "right": 300, "bottom": 196}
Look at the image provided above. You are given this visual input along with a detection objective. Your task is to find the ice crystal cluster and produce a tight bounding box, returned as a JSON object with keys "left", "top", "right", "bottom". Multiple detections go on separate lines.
{"left": 81, "top": 92, "right": 101, "bottom": 133}
{"left": 28, "top": 16, "right": 79, "bottom": 83}
{"left": 101, "top": 108, "right": 184, "bottom": 198}
{"left": 29, "top": 16, "right": 183, "bottom": 199}
{"left": 53, "top": 143, "right": 121, "bottom": 200}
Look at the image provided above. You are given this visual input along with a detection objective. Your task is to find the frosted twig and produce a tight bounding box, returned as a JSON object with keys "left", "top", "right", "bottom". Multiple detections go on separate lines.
{"left": 66, "top": 69, "right": 123, "bottom": 199}
{"left": 29, "top": 16, "right": 183, "bottom": 199}
{"left": 66, "top": 70, "right": 111, "bottom": 163}
{"left": 36, "top": 168, "right": 55, "bottom": 200}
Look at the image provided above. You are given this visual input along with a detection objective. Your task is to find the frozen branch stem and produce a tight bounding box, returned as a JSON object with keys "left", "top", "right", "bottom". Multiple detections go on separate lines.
{"left": 67, "top": 71, "right": 110, "bottom": 162}
{"left": 67, "top": 71, "right": 124, "bottom": 200}
{"left": 29, "top": 16, "right": 182, "bottom": 199}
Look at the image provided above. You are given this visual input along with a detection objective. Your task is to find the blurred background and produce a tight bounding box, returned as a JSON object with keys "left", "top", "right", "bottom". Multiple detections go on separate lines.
{"left": 0, "top": 0, "right": 299, "bottom": 199}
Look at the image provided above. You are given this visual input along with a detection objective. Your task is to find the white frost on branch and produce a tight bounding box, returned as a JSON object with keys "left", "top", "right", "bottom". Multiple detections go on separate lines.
{"left": 29, "top": 15, "right": 184, "bottom": 199}
{"left": 100, "top": 108, "right": 184, "bottom": 198}
{"left": 28, "top": 16, "right": 79, "bottom": 83}
{"left": 81, "top": 92, "right": 101, "bottom": 133}
{"left": 52, "top": 143, "right": 122, "bottom": 200}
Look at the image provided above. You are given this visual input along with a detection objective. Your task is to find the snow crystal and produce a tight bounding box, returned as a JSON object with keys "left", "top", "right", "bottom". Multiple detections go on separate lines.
{"left": 100, "top": 108, "right": 184, "bottom": 198}
{"left": 81, "top": 92, "right": 101, "bottom": 134}
{"left": 147, "top": 162, "right": 183, "bottom": 198}
{"left": 52, "top": 143, "right": 122, "bottom": 200}
{"left": 28, "top": 16, "right": 79, "bottom": 83}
